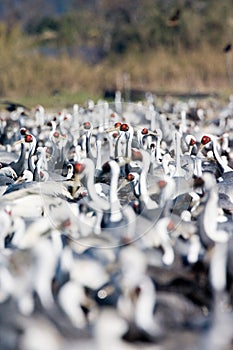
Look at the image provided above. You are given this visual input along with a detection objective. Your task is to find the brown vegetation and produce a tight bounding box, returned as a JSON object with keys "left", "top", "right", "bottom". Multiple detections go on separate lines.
{"left": 0, "top": 21, "right": 232, "bottom": 102}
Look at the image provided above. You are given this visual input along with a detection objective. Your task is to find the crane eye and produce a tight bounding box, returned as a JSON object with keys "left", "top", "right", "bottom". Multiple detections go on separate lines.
{"left": 127, "top": 173, "right": 135, "bottom": 181}
{"left": 20, "top": 127, "right": 27, "bottom": 135}
{"left": 141, "top": 128, "right": 148, "bottom": 135}
{"left": 201, "top": 135, "right": 211, "bottom": 145}
{"left": 83, "top": 121, "right": 91, "bottom": 129}
{"left": 120, "top": 123, "right": 129, "bottom": 132}
{"left": 114, "top": 122, "right": 122, "bottom": 128}
{"left": 74, "top": 162, "right": 85, "bottom": 174}
{"left": 189, "top": 138, "right": 196, "bottom": 146}
{"left": 25, "top": 134, "right": 33, "bottom": 143}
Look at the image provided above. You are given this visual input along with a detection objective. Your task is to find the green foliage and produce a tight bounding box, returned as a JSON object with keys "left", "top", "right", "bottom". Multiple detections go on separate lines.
{"left": 22, "top": 0, "right": 233, "bottom": 56}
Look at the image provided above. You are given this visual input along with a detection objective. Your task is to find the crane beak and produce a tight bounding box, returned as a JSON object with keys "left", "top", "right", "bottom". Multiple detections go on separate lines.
{"left": 116, "top": 156, "right": 131, "bottom": 167}
{"left": 188, "top": 145, "right": 194, "bottom": 155}
{"left": 197, "top": 143, "right": 204, "bottom": 154}
{"left": 71, "top": 173, "right": 81, "bottom": 197}
{"left": 13, "top": 139, "right": 25, "bottom": 146}
{"left": 105, "top": 126, "right": 117, "bottom": 133}
{"left": 149, "top": 131, "right": 158, "bottom": 137}
{"left": 117, "top": 179, "right": 129, "bottom": 192}
{"left": 14, "top": 175, "right": 25, "bottom": 184}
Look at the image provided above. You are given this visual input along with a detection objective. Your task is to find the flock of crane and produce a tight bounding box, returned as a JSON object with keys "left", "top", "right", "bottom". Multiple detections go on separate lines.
{"left": 0, "top": 94, "right": 232, "bottom": 349}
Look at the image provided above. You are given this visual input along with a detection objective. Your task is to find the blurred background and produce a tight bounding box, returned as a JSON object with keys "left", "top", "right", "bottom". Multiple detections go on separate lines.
{"left": 0, "top": 0, "right": 233, "bottom": 106}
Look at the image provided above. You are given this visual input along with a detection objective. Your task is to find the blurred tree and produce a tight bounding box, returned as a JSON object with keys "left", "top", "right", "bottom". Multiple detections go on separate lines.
{"left": 26, "top": 17, "right": 60, "bottom": 35}
{"left": 2, "top": 0, "right": 233, "bottom": 61}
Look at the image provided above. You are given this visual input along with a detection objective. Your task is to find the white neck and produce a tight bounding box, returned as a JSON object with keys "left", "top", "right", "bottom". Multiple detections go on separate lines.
{"left": 109, "top": 160, "right": 122, "bottom": 222}
{"left": 212, "top": 138, "right": 232, "bottom": 173}
{"left": 203, "top": 182, "right": 229, "bottom": 242}
{"left": 156, "top": 133, "right": 162, "bottom": 162}
{"left": 173, "top": 131, "right": 185, "bottom": 177}
{"left": 125, "top": 127, "right": 133, "bottom": 158}
{"left": 95, "top": 139, "right": 102, "bottom": 171}
{"left": 140, "top": 151, "right": 158, "bottom": 209}
{"left": 83, "top": 159, "right": 110, "bottom": 211}
{"left": 193, "top": 156, "right": 202, "bottom": 177}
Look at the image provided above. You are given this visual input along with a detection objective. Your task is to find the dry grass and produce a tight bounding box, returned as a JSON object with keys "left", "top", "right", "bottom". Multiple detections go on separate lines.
{"left": 107, "top": 45, "right": 230, "bottom": 94}
{"left": 0, "top": 24, "right": 232, "bottom": 103}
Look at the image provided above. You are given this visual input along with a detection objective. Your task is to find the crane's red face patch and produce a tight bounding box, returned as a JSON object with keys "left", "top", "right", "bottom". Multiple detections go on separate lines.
{"left": 53, "top": 131, "right": 60, "bottom": 138}
{"left": 83, "top": 121, "right": 91, "bottom": 130}
{"left": 201, "top": 135, "right": 211, "bottom": 145}
{"left": 25, "top": 134, "right": 33, "bottom": 143}
{"left": 112, "top": 132, "right": 119, "bottom": 139}
{"left": 127, "top": 173, "right": 135, "bottom": 181}
{"left": 120, "top": 123, "right": 129, "bottom": 132}
{"left": 74, "top": 163, "right": 86, "bottom": 174}
{"left": 167, "top": 220, "right": 175, "bottom": 231}
{"left": 114, "top": 122, "right": 121, "bottom": 128}
{"left": 189, "top": 138, "right": 196, "bottom": 146}
{"left": 131, "top": 149, "right": 142, "bottom": 161}
{"left": 141, "top": 128, "right": 148, "bottom": 135}
{"left": 158, "top": 180, "right": 167, "bottom": 189}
